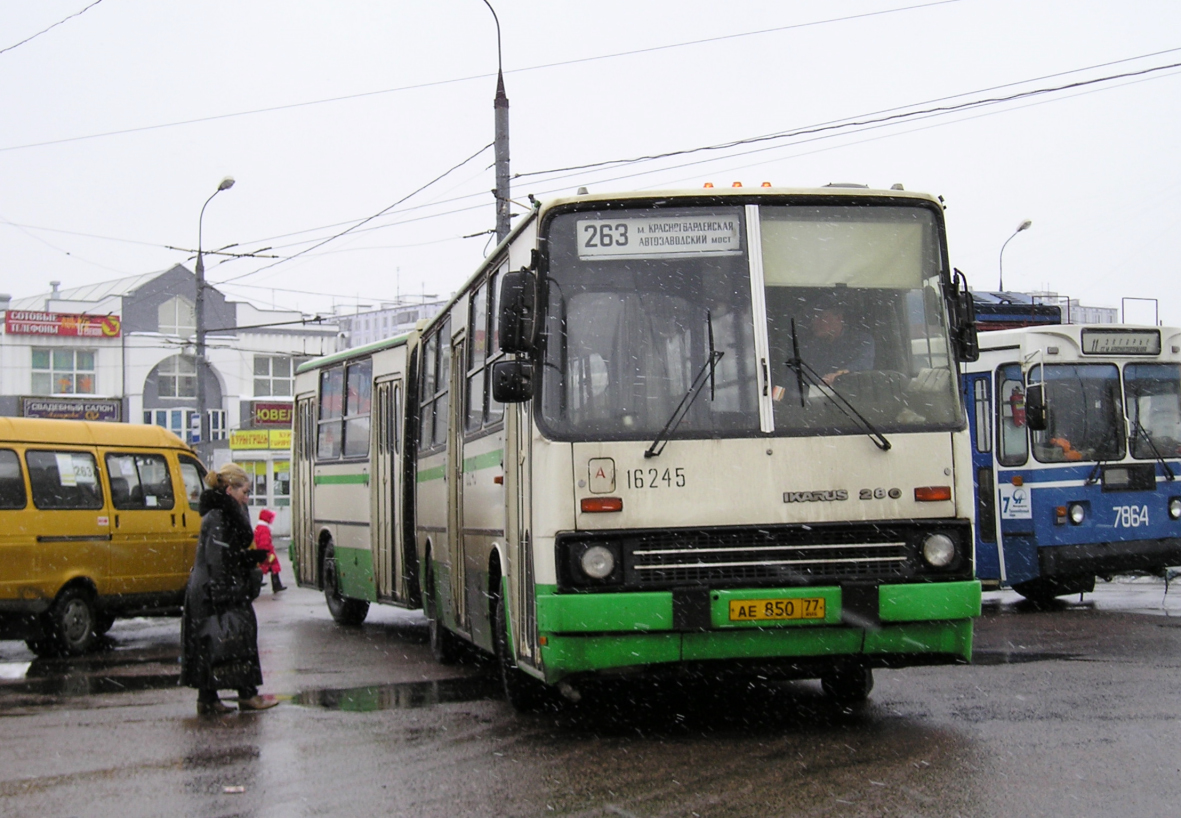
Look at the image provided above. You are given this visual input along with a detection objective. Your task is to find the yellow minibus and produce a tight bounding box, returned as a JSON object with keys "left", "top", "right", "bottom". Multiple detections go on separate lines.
{"left": 0, "top": 417, "right": 206, "bottom": 655}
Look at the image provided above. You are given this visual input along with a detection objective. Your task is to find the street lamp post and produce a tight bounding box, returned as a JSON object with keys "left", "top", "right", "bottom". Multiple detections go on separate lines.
{"left": 481, "top": 0, "right": 511, "bottom": 244}
{"left": 194, "top": 176, "right": 235, "bottom": 465}
{"left": 998, "top": 218, "right": 1032, "bottom": 293}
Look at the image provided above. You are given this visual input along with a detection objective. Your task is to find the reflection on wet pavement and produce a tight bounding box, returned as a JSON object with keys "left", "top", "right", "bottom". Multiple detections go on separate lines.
{"left": 293, "top": 675, "right": 502, "bottom": 712}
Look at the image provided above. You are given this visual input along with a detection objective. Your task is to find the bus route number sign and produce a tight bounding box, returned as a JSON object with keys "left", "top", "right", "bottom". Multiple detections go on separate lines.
{"left": 729, "top": 597, "right": 825, "bottom": 622}
{"left": 576, "top": 216, "right": 742, "bottom": 260}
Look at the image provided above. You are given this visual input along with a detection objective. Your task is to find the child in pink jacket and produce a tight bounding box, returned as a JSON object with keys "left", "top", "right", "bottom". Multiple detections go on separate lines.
{"left": 254, "top": 509, "right": 286, "bottom": 593}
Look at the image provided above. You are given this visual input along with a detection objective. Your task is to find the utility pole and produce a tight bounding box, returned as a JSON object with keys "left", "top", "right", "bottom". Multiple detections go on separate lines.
{"left": 483, "top": 0, "right": 511, "bottom": 244}
{"left": 194, "top": 176, "right": 235, "bottom": 464}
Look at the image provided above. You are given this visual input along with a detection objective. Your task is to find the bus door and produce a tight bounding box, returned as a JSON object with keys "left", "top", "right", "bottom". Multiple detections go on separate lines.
{"left": 967, "top": 374, "right": 1002, "bottom": 581}
{"left": 372, "top": 378, "right": 401, "bottom": 602}
{"left": 448, "top": 337, "right": 468, "bottom": 631}
{"left": 293, "top": 394, "right": 316, "bottom": 584}
{"left": 104, "top": 451, "right": 182, "bottom": 594}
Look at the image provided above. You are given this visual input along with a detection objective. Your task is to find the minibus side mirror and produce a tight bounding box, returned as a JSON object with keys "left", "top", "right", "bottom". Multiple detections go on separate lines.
{"left": 1025, "top": 384, "right": 1047, "bottom": 431}
{"left": 492, "top": 359, "right": 534, "bottom": 403}
{"left": 498, "top": 269, "right": 538, "bottom": 355}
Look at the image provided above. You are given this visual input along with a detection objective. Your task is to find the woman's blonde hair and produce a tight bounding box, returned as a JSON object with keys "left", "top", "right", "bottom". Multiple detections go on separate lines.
{"left": 204, "top": 463, "right": 250, "bottom": 491}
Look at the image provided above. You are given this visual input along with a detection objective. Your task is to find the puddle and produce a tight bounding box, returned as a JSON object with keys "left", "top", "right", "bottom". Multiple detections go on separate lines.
{"left": 293, "top": 675, "right": 501, "bottom": 712}
{"left": 0, "top": 670, "right": 180, "bottom": 703}
{"left": 971, "top": 650, "right": 1080, "bottom": 666}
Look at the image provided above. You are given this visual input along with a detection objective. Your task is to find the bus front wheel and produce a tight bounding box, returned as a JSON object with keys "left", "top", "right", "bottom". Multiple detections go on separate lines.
{"left": 423, "top": 560, "right": 462, "bottom": 664}
{"left": 322, "top": 542, "right": 369, "bottom": 626}
{"left": 821, "top": 664, "right": 874, "bottom": 705}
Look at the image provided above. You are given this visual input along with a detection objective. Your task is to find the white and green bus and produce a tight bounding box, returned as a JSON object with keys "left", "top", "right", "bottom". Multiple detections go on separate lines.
{"left": 293, "top": 185, "right": 984, "bottom": 708}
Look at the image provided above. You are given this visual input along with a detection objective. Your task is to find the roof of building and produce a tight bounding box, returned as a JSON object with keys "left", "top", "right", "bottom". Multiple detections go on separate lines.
{"left": 7, "top": 270, "right": 173, "bottom": 311}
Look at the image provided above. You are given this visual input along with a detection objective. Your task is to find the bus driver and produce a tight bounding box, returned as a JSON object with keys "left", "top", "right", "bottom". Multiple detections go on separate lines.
{"left": 803, "top": 298, "right": 875, "bottom": 385}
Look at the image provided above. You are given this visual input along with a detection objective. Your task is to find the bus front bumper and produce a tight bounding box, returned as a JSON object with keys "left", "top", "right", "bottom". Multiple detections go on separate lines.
{"left": 534, "top": 580, "right": 981, "bottom": 682}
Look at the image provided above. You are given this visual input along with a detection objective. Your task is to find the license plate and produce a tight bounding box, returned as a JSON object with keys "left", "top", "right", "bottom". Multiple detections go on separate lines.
{"left": 729, "top": 597, "right": 826, "bottom": 622}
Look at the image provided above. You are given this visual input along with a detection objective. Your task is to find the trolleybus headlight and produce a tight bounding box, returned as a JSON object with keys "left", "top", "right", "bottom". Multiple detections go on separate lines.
{"left": 921, "top": 534, "right": 956, "bottom": 568}
{"left": 1069, "top": 503, "right": 1086, "bottom": 525}
{"left": 1169, "top": 498, "right": 1181, "bottom": 520}
{"left": 580, "top": 545, "right": 616, "bottom": 580}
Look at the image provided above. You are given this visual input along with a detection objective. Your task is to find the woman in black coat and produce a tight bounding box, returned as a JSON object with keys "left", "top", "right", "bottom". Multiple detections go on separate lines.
{"left": 180, "top": 464, "right": 278, "bottom": 714}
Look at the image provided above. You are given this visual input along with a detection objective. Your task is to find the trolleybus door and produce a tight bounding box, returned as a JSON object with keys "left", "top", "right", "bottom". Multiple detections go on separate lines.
{"left": 448, "top": 338, "right": 467, "bottom": 630}
{"left": 372, "top": 379, "right": 398, "bottom": 601}
{"left": 967, "top": 374, "right": 1003, "bottom": 582}
{"left": 293, "top": 395, "right": 316, "bottom": 585}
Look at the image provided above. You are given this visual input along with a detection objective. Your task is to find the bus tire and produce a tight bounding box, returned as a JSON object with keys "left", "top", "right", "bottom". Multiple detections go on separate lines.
{"left": 424, "top": 561, "right": 462, "bottom": 664}
{"left": 821, "top": 664, "right": 873, "bottom": 705}
{"left": 492, "top": 591, "right": 556, "bottom": 712}
{"left": 48, "top": 587, "right": 99, "bottom": 656}
{"left": 322, "top": 542, "right": 369, "bottom": 626}
{"left": 1014, "top": 575, "right": 1094, "bottom": 605}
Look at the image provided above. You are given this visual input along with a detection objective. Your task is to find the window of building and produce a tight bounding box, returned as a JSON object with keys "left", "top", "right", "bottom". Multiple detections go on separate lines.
{"left": 158, "top": 297, "right": 196, "bottom": 338}
{"left": 157, "top": 355, "right": 197, "bottom": 398}
{"left": 273, "top": 459, "right": 291, "bottom": 507}
{"left": 32, "top": 349, "right": 95, "bottom": 395}
{"left": 254, "top": 355, "right": 304, "bottom": 397}
{"left": 143, "top": 408, "right": 224, "bottom": 444}
{"left": 26, "top": 450, "right": 103, "bottom": 510}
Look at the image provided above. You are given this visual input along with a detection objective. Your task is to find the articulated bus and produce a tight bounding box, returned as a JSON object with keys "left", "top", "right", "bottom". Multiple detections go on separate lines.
{"left": 964, "top": 324, "right": 1181, "bottom": 603}
{"left": 293, "top": 185, "right": 984, "bottom": 708}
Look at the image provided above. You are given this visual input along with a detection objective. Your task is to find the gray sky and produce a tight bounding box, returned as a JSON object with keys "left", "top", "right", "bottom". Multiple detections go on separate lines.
{"left": 1, "top": 0, "right": 1179, "bottom": 325}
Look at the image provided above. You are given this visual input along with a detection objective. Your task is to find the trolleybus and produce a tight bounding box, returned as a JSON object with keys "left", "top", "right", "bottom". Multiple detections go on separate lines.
{"left": 293, "top": 185, "right": 984, "bottom": 708}
{"left": 964, "top": 324, "right": 1181, "bottom": 602}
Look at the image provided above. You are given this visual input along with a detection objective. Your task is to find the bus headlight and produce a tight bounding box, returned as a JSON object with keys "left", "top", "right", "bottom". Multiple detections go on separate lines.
{"left": 1170, "top": 498, "right": 1181, "bottom": 520}
{"left": 921, "top": 534, "right": 956, "bottom": 568}
{"left": 1069, "top": 503, "right": 1086, "bottom": 525}
{"left": 580, "top": 545, "right": 616, "bottom": 580}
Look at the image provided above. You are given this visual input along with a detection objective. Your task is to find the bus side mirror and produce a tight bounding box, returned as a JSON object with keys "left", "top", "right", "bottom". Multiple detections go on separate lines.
{"left": 1025, "top": 385, "right": 1047, "bottom": 431}
{"left": 949, "top": 270, "right": 979, "bottom": 363}
{"left": 492, "top": 359, "right": 533, "bottom": 403}
{"left": 498, "top": 269, "right": 538, "bottom": 355}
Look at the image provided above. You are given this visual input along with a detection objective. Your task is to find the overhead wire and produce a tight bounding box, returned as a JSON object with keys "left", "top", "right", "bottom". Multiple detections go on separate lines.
{"left": 0, "top": 0, "right": 105, "bottom": 57}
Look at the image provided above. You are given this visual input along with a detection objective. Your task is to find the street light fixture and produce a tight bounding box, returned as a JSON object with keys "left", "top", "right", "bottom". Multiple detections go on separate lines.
{"left": 194, "top": 176, "right": 235, "bottom": 464}
{"left": 998, "top": 218, "right": 1032, "bottom": 293}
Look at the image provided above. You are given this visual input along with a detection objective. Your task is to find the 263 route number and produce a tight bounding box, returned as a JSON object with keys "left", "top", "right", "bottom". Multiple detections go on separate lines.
{"left": 582, "top": 223, "right": 629, "bottom": 249}
{"left": 626, "top": 467, "right": 686, "bottom": 489}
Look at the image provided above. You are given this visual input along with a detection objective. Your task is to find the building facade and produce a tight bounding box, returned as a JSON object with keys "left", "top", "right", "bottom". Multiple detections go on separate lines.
{"left": 0, "top": 266, "right": 342, "bottom": 534}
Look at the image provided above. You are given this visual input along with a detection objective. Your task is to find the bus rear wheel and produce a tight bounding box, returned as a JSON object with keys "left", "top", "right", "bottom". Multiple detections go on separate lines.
{"left": 1014, "top": 575, "right": 1095, "bottom": 605}
{"left": 821, "top": 664, "right": 874, "bottom": 705}
{"left": 322, "top": 542, "right": 369, "bottom": 626}
{"left": 423, "top": 560, "right": 462, "bottom": 664}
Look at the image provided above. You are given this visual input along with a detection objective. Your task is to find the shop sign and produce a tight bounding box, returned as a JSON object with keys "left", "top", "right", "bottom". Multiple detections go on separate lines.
{"left": 230, "top": 429, "right": 294, "bottom": 450}
{"left": 21, "top": 397, "right": 122, "bottom": 422}
{"left": 5, "top": 311, "right": 121, "bottom": 338}
{"left": 269, "top": 429, "right": 292, "bottom": 449}
{"left": 252, "top": 401, "right": 293, "bottom": 426}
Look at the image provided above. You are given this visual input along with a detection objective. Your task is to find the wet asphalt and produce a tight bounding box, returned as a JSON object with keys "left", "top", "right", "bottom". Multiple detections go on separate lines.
{"left": 2, "top": 577, "right": 1180, "bottom": 817}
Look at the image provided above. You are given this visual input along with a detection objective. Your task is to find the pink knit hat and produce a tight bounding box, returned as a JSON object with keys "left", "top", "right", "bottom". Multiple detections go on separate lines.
{"left": 258, "top": 509, "right": 275, "bottom": 523}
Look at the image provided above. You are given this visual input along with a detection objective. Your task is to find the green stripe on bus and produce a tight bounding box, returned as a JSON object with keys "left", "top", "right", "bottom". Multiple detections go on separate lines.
{"left": 417, "top": 465, "right": 445, "bottom": 483}
{"left": 314, "top": 473, "right": 370, "bottom": 485}
{"left": 464, "top": 449, "right": 503, "bottom": 472}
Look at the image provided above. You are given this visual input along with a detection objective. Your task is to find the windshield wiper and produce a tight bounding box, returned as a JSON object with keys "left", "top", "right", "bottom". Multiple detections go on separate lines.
{"left": 1132, "top": 420, "right": 1176, "bottom": 482}
{"left": 644, "top": 350, "right": 724, "bottom": 458}
{"left": 785, "top": 319, "right": 891, "bottom": 452}
{"left": 1085, "top": 422, "right": 1123, "bottom": 485}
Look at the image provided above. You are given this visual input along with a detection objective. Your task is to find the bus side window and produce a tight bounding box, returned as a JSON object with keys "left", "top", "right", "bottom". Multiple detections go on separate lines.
{"left": 996, "top": 365, "right": 1028, "bottom": 466}
{"left": 26, "top": 450, "right": 104, "bottom": 510}
{"left": 318, "top": 365, "right": 344, "bottom": 459}
{"left": 0, "top": 449, "right": 27, "bottom": 509}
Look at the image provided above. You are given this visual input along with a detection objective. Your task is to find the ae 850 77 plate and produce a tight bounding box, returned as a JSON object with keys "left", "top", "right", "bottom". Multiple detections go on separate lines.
{"left": 729, "top": 597, "right": 826, "bottom": 622}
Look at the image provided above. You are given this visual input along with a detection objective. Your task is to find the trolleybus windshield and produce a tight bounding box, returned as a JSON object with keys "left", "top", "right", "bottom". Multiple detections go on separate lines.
{"left": 1029, "top": 363, "right": 1125, "bottom": 463}
{"left": 1124, "top": 363, "right": 1181, "bottom": 458}
{"left": 539, "top": 203, "right": 961, "bottom": 441}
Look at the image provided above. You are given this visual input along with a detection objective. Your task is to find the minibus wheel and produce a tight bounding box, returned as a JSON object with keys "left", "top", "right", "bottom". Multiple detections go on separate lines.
{"left": 48, "top": 587, "right": 99, "bottom": 656}
{"left": 95, "top": 612, "right": 116, "bottom": 635}
{"left": 322, "top": 542, "right": 369, "bottom": 626}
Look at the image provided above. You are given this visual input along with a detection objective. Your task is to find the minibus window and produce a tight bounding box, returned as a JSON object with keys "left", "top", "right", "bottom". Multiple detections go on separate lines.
{"left": 178, "top": 456, "right": 205, "bottom": 509}
{"left": 0, "top": 449, "right": 27, "bottom": 509}
{"left": 26, "top": 450, "right": 104, "bottom": 510}
{"left": 106, "top": 453, "right": 175, "bottom": 510}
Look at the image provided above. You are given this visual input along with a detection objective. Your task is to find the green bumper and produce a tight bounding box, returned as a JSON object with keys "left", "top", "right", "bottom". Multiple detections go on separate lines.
{"left": 534, "top": 580, "right": 981, "bottom": 681}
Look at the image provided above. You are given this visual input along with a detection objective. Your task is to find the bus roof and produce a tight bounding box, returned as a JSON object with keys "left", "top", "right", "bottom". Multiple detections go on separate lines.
{"left": 0, "top": 417, "right": 193, "bottom": 450}
{"left": 296, "top": 331, "right": 411, "bottom": 375}
{"left": 537, "top": 185, "right": 944, "bottom": 214}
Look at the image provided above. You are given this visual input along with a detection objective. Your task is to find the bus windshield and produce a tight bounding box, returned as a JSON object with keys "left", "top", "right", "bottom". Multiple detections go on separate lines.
{"left": 1030, "top": 363, "right": 1125, "bottom": 463}
{"left": 538, "top": 202, "right": 962, "bottom": 441}
{"left": 1125, "top": 363, "right": 1181, "bottom": 458}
